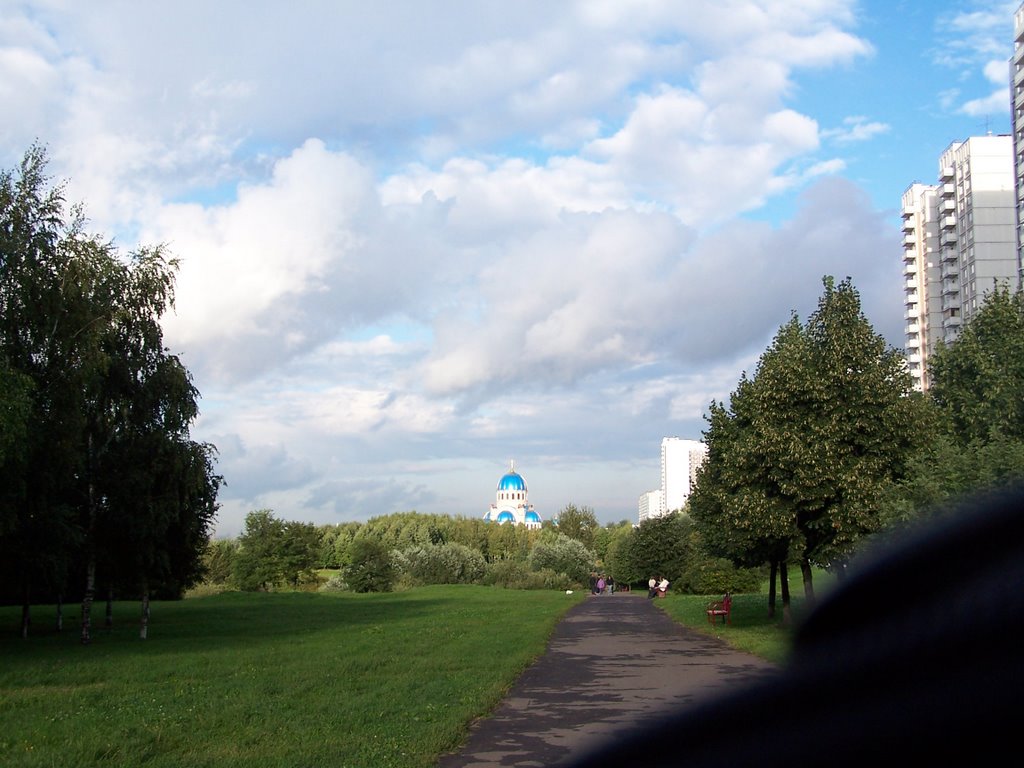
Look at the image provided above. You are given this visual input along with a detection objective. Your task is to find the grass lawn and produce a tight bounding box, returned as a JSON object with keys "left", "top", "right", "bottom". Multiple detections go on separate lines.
{"left": 0, "top": 586, "right": 586, "bottom": 768}
{"left": 654, "top": 571, "right": 841, "bottom": 665}
{"left": 1, "top": 574, "right": 840, "bottom": 766}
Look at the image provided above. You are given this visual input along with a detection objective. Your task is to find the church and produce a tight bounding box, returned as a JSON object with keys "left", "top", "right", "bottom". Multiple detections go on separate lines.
{"left": 483, "top": 461, "right": 543, "bottom": 529}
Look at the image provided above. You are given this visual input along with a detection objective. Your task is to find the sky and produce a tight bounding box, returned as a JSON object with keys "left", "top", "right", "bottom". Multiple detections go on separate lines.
{"left": 0, "top": 0, "right": 1017, "bottom": 535}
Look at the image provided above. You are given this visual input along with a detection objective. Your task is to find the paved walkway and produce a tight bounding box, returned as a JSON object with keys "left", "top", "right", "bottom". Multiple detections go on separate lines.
{"left": 435, "top": 592, "right": 776, "bottom": 768}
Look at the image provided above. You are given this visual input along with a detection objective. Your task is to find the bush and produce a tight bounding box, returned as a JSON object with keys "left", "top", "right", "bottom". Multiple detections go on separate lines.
{"left": 318, "top": 573, "right": 348, "bottom": 592}
{"left": 681, "top": 557, "right": 762, "bottom": 595}
{"left": 342, "top": 537, "right": 395, "bottom": 593}
{"left": 528, "top": 534, "right": 595, "bottom": 585}
{"left": 482, "top": 560, "right": 575, "bottom": 590}
{"left": 397, "top": 542, "right": 486, "bottom": 586}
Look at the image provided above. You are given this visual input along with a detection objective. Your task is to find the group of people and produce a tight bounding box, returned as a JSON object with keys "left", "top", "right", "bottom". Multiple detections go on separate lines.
{"left": 588, "top": 573, "right": 614, "bottom": 595}
{"left": 647, "top": 576, "right": 670, "bottom": 598}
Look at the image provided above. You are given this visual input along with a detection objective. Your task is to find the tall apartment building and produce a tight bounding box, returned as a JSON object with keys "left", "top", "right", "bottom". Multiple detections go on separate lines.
{"left": 661, "top": 437, "right": 707, "bottom": 514}
{"left": 637, "top": 437, "right": 708, "bottom": 524}
{"left": 637, "top": 490, "right": 663, "bottom": 524}
{"left": 901, "top": 136, "right": 1016, "bottom": 391}
{"left": 1012, "top": 3, "right": 1024, "bottom": 285}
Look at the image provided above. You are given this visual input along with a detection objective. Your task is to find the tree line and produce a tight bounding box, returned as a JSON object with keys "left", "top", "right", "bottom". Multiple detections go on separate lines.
{"left": 204, "top": 279, "right": 1024, "bottom": 606}
{"left": 0, "top": 148, "right": 222, "bottom": 640}
{"left": 688, "top": 277, "right": 1024, "bottom": 623}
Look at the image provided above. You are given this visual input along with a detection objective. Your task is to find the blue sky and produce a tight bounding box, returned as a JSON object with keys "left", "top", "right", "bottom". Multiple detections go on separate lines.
{"left": 0, "top": 0, "right": 1016, "bottom": 534}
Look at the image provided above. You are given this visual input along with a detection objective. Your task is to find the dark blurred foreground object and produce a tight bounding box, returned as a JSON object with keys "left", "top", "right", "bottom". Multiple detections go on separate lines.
{"left": 566, "top": 485, "right": 1024, "bottom": 767}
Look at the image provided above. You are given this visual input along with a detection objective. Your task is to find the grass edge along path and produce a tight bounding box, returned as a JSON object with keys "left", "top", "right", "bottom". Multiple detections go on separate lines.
{"left": 0, "top": 586, "right": 587, "bottom": 768}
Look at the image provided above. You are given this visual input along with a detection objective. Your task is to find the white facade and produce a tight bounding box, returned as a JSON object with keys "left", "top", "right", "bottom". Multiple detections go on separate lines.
{"left": 1012, "top": 3, "right": 1024, "bottom": 286}
{"left": 901, "top": 135, "right": 1017, "bottom": 390}
{"left": 638, "top": 437, "right": 709, "bottom": 523}
{"left": 637, "top": 490, "right": 664, "bottom": 524}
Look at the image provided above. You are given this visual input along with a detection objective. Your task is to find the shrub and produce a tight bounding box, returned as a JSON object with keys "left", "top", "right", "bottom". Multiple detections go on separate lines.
{"left": 681, "top": 557, "right": 762, "bottom": 595}
{"left": 483, "top": 560, "right": 575, "bottom": 590}
{"left": 398, "top": 542, "right": 486, "bottom": 586}
{"left": 343, "top": 537, "right": 395, "bottom": 593}
{"left": 528, "top": 534, "right": 595, "bottom": 585}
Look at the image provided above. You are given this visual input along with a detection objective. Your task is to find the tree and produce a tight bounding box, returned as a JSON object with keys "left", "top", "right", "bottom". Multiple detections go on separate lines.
{"left": 232, "top": 510, "right": 286, "bottom": 591}
{"left": 554, "top": 503, "right": 599, "bottom": 549}
{"left": 0, "top": 146, "right": 220, "bottom": 639}
{"left": 691, "top": 277, "right": 920, "bottom": 614}
{"left": 625, "top": 512, "right": 694, "bottom": 587}
{"left": 343, "top": 537, "right": 395, "bottom": 593}
{"left": 528, "top": 534, "right": 596, "bottom": 584}
{"left": 929, "top": 285, "right": 1024, "bottom": 444}
{"left": 878, "top": 286, "right": 1024, "bottom": 525}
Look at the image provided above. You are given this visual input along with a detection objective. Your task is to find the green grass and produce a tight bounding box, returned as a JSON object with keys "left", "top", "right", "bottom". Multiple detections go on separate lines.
{"left": 0, "top": 586, "right": 586, "bottom": 768}
{"left": 655, "top": 571, "right": 841, "bottom": 665}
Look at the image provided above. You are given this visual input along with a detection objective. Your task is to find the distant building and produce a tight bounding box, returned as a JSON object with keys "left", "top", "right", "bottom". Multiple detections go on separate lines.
{"left": 637, "top": 490, "right": 664, "bottom": 524}
{"left": 1012, "top": 3, "right": 1024, "bottom": 286}
{"left": 901, "top": 135, "right": 1017, "bottom": 391}
{"left": 483, "top": 460, "right": 542, "bottom": 529}
{"left": 638, "top": 437, "right": 707, "bottom": 523}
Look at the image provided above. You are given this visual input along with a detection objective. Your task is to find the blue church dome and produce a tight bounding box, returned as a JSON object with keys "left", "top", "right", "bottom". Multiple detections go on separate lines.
{"left": 496, "top": 511, "right": 515, "bottom": 523}
{"left": 497, "top": 471, "right": 527, "bottom": 492}
{"left": 525, "top": 511, "right": 541, "bottom": 523}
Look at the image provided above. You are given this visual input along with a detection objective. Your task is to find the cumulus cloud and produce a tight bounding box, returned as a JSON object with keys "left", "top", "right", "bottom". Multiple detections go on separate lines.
{"left": 0, "top": 0, "right": 951, "bottom": 533}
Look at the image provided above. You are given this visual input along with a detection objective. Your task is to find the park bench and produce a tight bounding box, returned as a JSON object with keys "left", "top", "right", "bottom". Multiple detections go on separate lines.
{"left": 706, "top": 593, "right": 732, "bottom": 625}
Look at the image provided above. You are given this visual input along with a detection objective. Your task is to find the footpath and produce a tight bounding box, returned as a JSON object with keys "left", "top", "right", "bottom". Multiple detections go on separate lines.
{"left": 435, "top": 591, "right": 776, "bottom": 768}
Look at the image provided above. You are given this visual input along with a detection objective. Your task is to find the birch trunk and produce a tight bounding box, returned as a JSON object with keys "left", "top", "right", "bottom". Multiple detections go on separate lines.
{"left": 81, "top": 555, "right": 95, "bottom": 645}
{"left": 140, "top": 586, "right": 150, "bottom": 641}
{"left": 20, "top": 579, "right": 30, "bottom": 639}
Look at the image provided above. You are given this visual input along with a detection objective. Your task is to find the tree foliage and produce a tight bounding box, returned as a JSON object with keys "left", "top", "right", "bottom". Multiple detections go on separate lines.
{"left": 0, "top": 147, "right": 221, "bottom": 637}
{"left": 690, "top": 277, "right": 920, "bottom": 604}
{"left": 554, "top": 503, "right": 599, "bottom": 549}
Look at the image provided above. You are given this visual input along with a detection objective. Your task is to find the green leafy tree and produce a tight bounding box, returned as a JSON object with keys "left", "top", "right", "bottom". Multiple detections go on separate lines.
{"left": 929, "top": 285, "right": 1024, "bottom": 444}
{"left": 691, "top": 277, "right": 920, "bottom": 613}
{"left": 626, "top": 512, "right": 694, "bottom": 587}
{"left": 0, "top": 146, "right": 220, "bottom": 639}
{"left": 203, "top": 539, "right": 239, "bottom": 584}
{"left": 554, "top": 503, "right": 599, "bottom": 549}
{"left": 343, "top": 537, "right": 395, "bottom": 593}
{"left": 528, "top": 533, "right": 595, "bottom": 585}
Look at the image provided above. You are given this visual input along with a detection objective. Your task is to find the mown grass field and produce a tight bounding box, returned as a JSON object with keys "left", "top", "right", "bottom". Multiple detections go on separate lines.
{"left": 1, "top": 580, "right": 834, "bottom": 767}
{"left": 0, "top": 586, "right": 586, "bottom": 768}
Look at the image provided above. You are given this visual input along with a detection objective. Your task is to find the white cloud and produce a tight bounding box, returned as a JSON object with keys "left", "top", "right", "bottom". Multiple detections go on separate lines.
{"left": 1, "top": 0, "right": 921, "bottom": 533}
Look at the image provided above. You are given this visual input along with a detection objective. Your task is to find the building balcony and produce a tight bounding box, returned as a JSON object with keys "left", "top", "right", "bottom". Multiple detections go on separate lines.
{"left": 942, "top": 296, "right": 961, "bottom": 311}
{"left": 941, "top": 199, "right": 956, "bottom": 212}
{"left": 903, "top": 233, "right": 916, "bottom": 246}
{"left": 906, "top": 278, "right": 917, "bottom": 289}
{"left": 907, "top": 352, "right": 922, "bottom": 365}
{"left": 902, "top": 218, "right": 915, "bottom": 233}
{"left": 940, "top": 165, "right": 954, "bottom": 180}
{"left": 905, "top": 307, "right": 921, "bottom": 320}
{"left": 905, "top": 292, "right": 920, "bottom": 305}
{"left": 903, "top": 262, "right": 917, "bottom": 276}
{"left": 940, "top": 215, "right": 957, "bottom": 230}
{"left": 942, "top": 183, "right": 955, "bottom": 195}
{"left": 905, "top": 322, "right": 920, "bottom": 335}
{"left": 941, "top": 230, "right": 957, "bottom": 246}
{"left": 906, "top": 336, "right": 921, "bottom": 349}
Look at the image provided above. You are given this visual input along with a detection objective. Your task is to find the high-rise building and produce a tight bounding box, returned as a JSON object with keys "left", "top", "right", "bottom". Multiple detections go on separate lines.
{"left": 901, "top": 135, "right": 1016, "bottom": 390}
{"left": 1012, "top": 3, "right": 1024, "bottom": 286}
{"left": 637, "top": 490, "right": 663, "bottom": 524}
{"left": 637, "top": 437, "right": 707, "bottom": 524}
{"left": 661, "top": 437, "right": 707, "bottom": 514}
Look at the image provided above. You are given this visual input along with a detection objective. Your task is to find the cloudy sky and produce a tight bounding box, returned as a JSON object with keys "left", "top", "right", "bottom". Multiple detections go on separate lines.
{"left": 0, "top": 0, "right": 1016, "bottom": 534}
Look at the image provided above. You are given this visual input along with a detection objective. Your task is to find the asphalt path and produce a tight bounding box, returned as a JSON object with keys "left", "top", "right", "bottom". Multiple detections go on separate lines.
{"left": 435, "top": 591, "right": 777, "bottom": 768}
